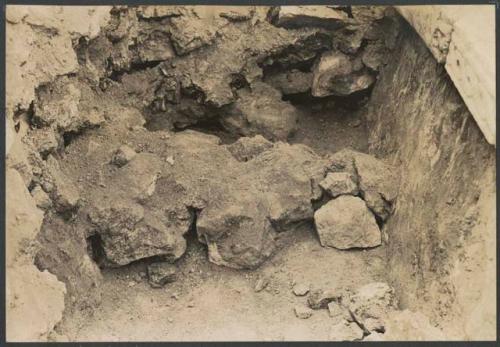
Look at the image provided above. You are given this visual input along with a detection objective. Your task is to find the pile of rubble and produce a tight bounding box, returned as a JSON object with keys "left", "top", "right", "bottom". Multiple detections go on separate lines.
{"left": 77, "top": 5, "right": 400, "bottom": 140}
{"left": 10, "top": 4, "right": 403, "bottom": 325}
{"left": 290, "top": 281, "right": 445, "bottom": 341}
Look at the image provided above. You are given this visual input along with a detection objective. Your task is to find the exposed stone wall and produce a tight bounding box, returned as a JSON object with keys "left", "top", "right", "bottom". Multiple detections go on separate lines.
{"left": 364, "top": 21, "right": 496, "bottom": 340}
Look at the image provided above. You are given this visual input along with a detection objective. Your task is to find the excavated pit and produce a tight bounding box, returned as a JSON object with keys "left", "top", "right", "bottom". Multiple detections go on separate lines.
{"left": 6, "top": 5, "right": 495, "bottom": 342}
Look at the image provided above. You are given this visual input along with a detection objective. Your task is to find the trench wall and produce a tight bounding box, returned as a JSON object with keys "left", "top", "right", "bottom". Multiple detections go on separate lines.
{"left": 365, "top": 19, "right": 496, "bottom": 340}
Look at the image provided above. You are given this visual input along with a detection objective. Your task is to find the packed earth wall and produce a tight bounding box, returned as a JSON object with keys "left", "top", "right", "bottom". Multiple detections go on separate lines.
{"left": 364, "top": 21, "right": 496, "bottom": 340}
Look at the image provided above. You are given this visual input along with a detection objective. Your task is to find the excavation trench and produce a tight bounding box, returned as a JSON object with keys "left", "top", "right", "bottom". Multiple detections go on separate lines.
{"left": 8, "top": 5, "right": 495, "bottom": 342}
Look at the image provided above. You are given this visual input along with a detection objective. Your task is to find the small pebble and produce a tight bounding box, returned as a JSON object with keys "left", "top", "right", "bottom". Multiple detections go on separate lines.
{"left": 254, "top": 277, "right": 269, "bottom": 292}
{"left": 292, "top": 282, "right": 310, "bottom": 296}
{"left": 294, "top": 305, "right": 313, "bottom": 319}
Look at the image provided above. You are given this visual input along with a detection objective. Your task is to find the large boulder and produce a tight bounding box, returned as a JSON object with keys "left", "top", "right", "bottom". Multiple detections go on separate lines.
{"left": 220, "top": 82, "right": 299, "bottom": 141}
{"left": 86, "top": 153, "right": 190, "bottom": 266}
{"left": 314, "top": 195, "right": 381, "bottom": 249}
{"left": 312, "top": 50, "right": 375, "bottom": 97}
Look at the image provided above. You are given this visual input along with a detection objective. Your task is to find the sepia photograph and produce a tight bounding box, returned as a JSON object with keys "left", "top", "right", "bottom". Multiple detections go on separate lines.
{"left": 3, "top": 1, "right": 497, "bottom": 343}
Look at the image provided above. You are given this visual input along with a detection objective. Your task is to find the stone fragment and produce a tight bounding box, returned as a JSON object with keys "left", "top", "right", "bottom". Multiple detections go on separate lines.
{"left": 226, "top": 135, "right": 273, "bottom": 162}
{"left": 44, "top": 155, "right": 80, "bottom": 212}
{"left": 30, "top": 128, "right": 59, "bottom": 157}
{"left": 294, "top": 305, "right": 313, "bottom": 319}
{"left": 136, "top": 30, "right": 176, "bottom": 63}
{"left": 254, "top": 276, "right": 269, "bottom": 292}
{"left": 361, "top": 40, "right": 389, "bottom": 71}
{"left": 328, "top": 149, "right": 399, "bottom": 221}
{"left": 137, "top": 6, "right": 184, "bottom": 19}
{"left": 312, "top": 51, "right": 375, "bottom": 97}
{"left": 314, "top": 196, "right": 381, "bottom": 249}
{"left": 275, "top": 6, "right": 348, "bottom": 29}
{"left": 346, "top": 282, "right": 397, "bottom": 328}
{"left": 30, "top": 185, "right": 52, "bottom": 210}
{"left": 351, "top": 6, "right": 387, "bottom": 23}
{"left": 111, "top": 145, "right": 137, "bottom": 167}
{"left": 168, "top": 10, "right": 220, "bottom": 55}
{"left": 292, "top": 282, "right": 310, "bottom": 296}
{"left": 264, "top": 70, "right": 313, "bottom": 95}
{"left": 221, "top": 82, "right": 299, "bottom": 141}
{"left": 307, "top": 289, "right": 341, "bottom": 309}
{"left": 219, "top": 8, "right": 253, "bottom": 22}
{"left": 329, "top": 321, "right": 364, "bottom": 341}
{"left": 36, "top": 216, "right": 103, "bottom": 314}
{"left": 33, "top": 77, "right": 105, "bottom": 133}
{"left": 362, "top": 309, "right": 446, "bottom": 341}
{"left": 147, "top": 262, "right": 177, "bottom": 288}
{"left": 319, "top": 172, "right": 359, "bottom": 198}
{"left": 332, "top": 25, "right": 367, "bottom": 54}
{"left": 328, "top": 301, "right": 353, "bottom": 321}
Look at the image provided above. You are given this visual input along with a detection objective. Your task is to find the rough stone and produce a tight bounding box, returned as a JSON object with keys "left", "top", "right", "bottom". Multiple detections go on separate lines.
{"left": 44, "top": 155, "right": 80, "bottom": 212}
{"left": 307, "top": 289, "right": 341, "bottom": 309}
{"left": 147, "top": 262, "right": 177, "bottom": 288}
{"left": 30, "top": 185, "right": 52, "bottom": 210}
{"left": 168, "top": 9, "right": 222, "bottom": 55}
{"left": 328, "top": 149, "right": 399, "bottom": 221}
{"left": 33, "top": 76, "right": 105, "bottom": 134}
{"left": 29, "top": 128, "right": 59, "bottom": 157}
{"left": 294, "top": 305, "right": 313, "bottom": 319}
{"left": 329, "top": 321, "right": 364, "bottom": 341}
{"left": 136, "top": 29, "right": 176, "bottom": 63}
{"left": 314, "top": 196, "right": 381, "bottom": 249}
{"left": 312, "top": 51, "right": 375, "bottom": 97}
{"left": 226, "top": 135, "right": 273, "bottom": 162}
{"left": 86, "top": 153, "right": 189, "bottom": 266}
{"left": 332, "top": 24, "right": 366, "bottom": 54}
{"left": 111, "top": 145, "right": 137, "bottom": 167}
{"left": 221, "top": 82, "right": 299, "bottom": 141}
{"left": 319, "top": 172, "right": 359, "bottom": 198}
{"left": 345, "top": 282, "right": 397, "bottom": 332}
{"left": 35, "top": 216, "right": 103, "bottom": 314}
{"left": 264, "top": 70, "right": 313, "bottom": 95}
{"left": 254, "top": 276, "right": 269, "bottom": 292}
{"left": 292, "top": 282, "right": 310, "bottom": 296}
{"left": 274, "top": 6, "right": 348, "bottom": 29}
{"left": 361, "top": 40, "right": 389, "bottom": 71}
